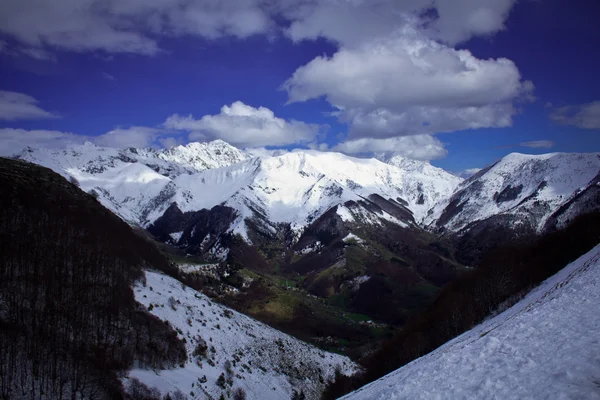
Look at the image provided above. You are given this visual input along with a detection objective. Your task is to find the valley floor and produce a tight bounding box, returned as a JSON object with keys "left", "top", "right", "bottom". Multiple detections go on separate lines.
{"left": 344, "top": 244, "right": 600, "bottom": 400}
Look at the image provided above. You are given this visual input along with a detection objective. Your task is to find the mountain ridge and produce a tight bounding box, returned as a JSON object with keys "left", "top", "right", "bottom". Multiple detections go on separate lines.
{"left": 16, "top": 142, "right": 600, "bottom": 269}
{"left": 16, "top": 141, "right": 462, "bottom": 245}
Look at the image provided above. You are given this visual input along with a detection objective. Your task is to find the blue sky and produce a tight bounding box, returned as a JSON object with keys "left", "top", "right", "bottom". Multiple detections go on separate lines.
{"left": 0, "top": 0, "right": 599, "bottom": 173}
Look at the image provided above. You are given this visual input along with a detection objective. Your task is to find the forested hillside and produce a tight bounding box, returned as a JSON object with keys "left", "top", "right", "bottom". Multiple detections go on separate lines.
{"left": 0, "top": 157, "right": 186, "bottom": 399}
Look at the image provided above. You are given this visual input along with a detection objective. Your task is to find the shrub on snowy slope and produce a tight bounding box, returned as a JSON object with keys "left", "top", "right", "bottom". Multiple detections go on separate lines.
{"left": 323, "top": 211, "right": 600, "bottom": 399}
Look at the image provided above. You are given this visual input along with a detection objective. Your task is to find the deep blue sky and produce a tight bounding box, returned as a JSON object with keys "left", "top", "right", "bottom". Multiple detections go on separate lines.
{"left": 439, "top": 0, "right": 600, "bottom": 171}
{"left": 0, "top": 0, "right": 599, "bottom": 173}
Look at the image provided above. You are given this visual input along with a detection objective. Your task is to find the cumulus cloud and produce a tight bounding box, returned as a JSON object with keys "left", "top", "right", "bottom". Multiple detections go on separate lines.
{"left": 0, "top": 0, "right": 271, "bottom": 56}
{"left": 278, "top": 0, "right": 527, "bottom": 160}
{"left": 0, "top": 0, "right": 518, "bottom": 57}
{"left": 550, "top": 101, "right": 600, "bottom": 130}
{"left": 163, "top": 101, "right": 322, "bottom": 148}
{"left": 0, "top": 91, "right": 60, "bottom": 121}
{"left": 93, "top": 126, "right": 170, "bottom": 148}
{"left": 283, "top": 27, "right": 533, "bottom": 140}
{"left": 332, "top": 135, "right": 447, "bottom": 161}
{"left": 280, "top": 0, "right": 516, "bottom": 46}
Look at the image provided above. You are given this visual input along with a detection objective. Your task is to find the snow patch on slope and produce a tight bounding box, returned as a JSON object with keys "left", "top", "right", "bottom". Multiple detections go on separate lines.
{"left": 128, "top": 271, "right": 358, "bottom": 400}
{"left": 345, "top": 243, "right": 600, "bottom": 400}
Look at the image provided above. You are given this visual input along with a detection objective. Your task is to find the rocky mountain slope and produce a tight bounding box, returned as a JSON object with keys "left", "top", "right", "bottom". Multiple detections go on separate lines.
{"left": 426, "top": 152, "right": 600, "bottom": 264}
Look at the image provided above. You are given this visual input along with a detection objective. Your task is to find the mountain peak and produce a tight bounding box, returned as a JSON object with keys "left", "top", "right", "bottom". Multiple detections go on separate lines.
{"left": 428, "top": 151, "right": 600, "bottom": 233}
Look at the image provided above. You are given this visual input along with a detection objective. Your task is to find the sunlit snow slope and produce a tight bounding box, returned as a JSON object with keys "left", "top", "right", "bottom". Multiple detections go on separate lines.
{"left": 344, "top": 243, "right": 600, "bottom": 400}
{"left": 18, "top": 141, "right": 600, "bottom": 243}
{"left": 427, "top": 152, "right": 600, "bottom": 233}
{"left": 17, "top": 141, "right": 461, "bottom": 236}
{"left": 127, "top": 271, "right": 358, "bottom": 400}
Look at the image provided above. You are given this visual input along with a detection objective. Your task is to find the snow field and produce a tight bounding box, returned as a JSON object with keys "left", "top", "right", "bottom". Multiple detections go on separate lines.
{"left": 127, "top": 271, "right": 359, "bottom": 400}
{"left": 344, "top": 243, "right": 600, "bottom": 400}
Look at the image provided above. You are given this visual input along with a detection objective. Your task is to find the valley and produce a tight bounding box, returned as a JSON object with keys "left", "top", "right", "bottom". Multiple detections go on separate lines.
{"left": 15, "top": 141, "right": 600, "bottom": 359}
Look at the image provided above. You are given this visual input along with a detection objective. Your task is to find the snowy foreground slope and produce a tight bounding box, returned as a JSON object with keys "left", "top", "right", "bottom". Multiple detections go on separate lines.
{"left": 127, "top": 271, "right": 358, "bottom": 399}
{"left": 345, "top": 243, "right": 600, "bottom": 400}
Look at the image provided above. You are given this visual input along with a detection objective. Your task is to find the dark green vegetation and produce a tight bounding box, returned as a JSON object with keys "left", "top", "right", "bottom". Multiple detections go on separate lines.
{"left": 322, "top": 211, "right": 600, "bottom": 399}
{"left": 0, "top": 158, "right": 186, "bottom": 399}
{"left": 152, "top": 199, "right": 466, "bottom": 356}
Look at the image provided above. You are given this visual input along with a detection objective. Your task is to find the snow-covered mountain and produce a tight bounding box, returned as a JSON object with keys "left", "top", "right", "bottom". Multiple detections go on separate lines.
{"left": 16, "top": 140, "right": 250, "bottom": 225}
{"left": 344, "top": 242, "right": 600, "bottom": 400}
{"left": 427, "top": 152, "right": 600, "bottom": 234}
{"left": 16, "top": 141, "right": 461, "bottom": 248}
{"left": 15, "top": 142, "right": 600, "bottom": 260}
{"left": 127, "top": 270, "right": 358, "bottom": 400}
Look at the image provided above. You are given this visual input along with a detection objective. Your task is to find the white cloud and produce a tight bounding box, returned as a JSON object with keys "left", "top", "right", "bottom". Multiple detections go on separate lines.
{"left": 93, "top": 126, "right": 167, "bottom": 148}
{"left": 283, "top": 28, "right": 533, "bottom": 139}
{"left": 280, "top": 0, "right": 516, "bottom": 46}
{"left": 0, "top": 0, "right": 526, "bottom": 160}
{"left": 0, "top": 0, "right": 518, "bottom": 56}
{"left": 0, "top": 0, "right": 271, "bottom": 56}
{"left": 0, "top": 91, "right": 60, "bottom": 121}
{"left": 550, "top": 101, "right": 600, "bottom": 130}
{"left": 519, "top": 140, "right": 554, "bottom": 149}
{"left": 0, "top": 128, "right": 84, "bottom": 156}
{"left": 17, "top": 47, "right": 56, "bottom": 61}
{"left": 424, "top": 0, "right": 516, "bottom": 45}
{"left": 307, "top": 141, "right": 329, "bottom": 151}
{"left": 456, "top": 168, "right": 482, "bottom": 178}
{"left": 332, "top": 135, "right": 447, "bottom": 161}
{"left": 163, "top": 101, "right": 322, "bottom": 148}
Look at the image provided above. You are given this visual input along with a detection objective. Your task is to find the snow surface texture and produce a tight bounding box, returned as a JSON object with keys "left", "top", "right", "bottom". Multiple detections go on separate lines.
{"left": 16, "top": 141, "right": 461, "bottom": 236}
{"left": 344, "top": 243, "right": 600, "bottom": 400}
{"left": 127, "top": 271, "right": 358, "bottom": 400}
{"left": 426, "top": 152, "right": 600, "bottom": 232}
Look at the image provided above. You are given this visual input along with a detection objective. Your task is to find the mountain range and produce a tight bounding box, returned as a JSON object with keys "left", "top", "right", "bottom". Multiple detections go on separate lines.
{"left": 17, "top": 140, "right": 600, "bottom": 261}
{"left": 17, "top": 142, "right": 600, "bottom": 326}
